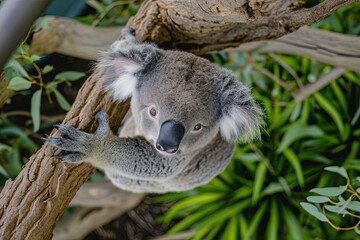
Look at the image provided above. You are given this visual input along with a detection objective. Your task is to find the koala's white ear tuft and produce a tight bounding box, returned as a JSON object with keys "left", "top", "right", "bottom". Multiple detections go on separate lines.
{"left": 98, "top": 39, "right": 158, "bottom": 102}
{"left": 219, "top": 105, "right": 262, "bottom": 143}
{"left": 219, "top": 75, "right": 263, "bottom": 143}
{"left": 104, "top": 57, "right": 142, "bottom": 101}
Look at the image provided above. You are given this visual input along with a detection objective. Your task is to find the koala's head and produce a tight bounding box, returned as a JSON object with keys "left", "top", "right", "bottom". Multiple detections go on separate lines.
{"left": 98, "top": 32, "right": 263, "bottom": 155}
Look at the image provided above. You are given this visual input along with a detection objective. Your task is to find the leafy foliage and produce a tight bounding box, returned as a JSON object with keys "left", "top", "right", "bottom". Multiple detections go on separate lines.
{"left": 302, "top": 167, "right": 360, "bottom": 232}
{"left": 155, "top": 3, "right": 360, "bottom": 237}
{"left": 77, "top": 0, "right": 142, "bottom": 26}
{"left": 3, "top": 19, "right": 85, "bottom": 131}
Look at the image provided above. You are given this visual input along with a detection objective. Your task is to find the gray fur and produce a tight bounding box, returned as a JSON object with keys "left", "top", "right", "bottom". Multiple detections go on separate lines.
{"left": 46, "top": 29, "right": 263, "bottom": 193}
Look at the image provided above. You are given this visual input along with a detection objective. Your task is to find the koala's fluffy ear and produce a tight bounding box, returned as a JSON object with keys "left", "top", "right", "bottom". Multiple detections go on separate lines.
{"left": 219, "top": 74, "right": 263, "bottom": 143}
{"left": 97, "top": 30, "right": 158, "bottom": 101}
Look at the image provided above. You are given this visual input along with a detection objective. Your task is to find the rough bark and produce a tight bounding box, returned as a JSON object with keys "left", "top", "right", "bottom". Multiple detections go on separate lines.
{"left": 53, "top": 181, "right": 145, "bottom": 240}
{"left": 128, "top": 0, "right": 357, "bottom": 53}
{"left": 0, "top": 72, "right": 14, "bottom": 108}
{"left": 29, "top": 16, "right": 360, "bottom": 73}
{"left": 0, "top": 0, "right": 357, "bottom": 239}
{"left": 0, "top": 69, "right": 130, "bottom": 239}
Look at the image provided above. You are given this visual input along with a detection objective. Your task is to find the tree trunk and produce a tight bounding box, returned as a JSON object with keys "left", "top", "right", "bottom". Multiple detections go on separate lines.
{"left": 0, "top": 0, "right": 357, "bottom": 239}
{"left": 0, "top": 70, "right": 130, "bottom": 239}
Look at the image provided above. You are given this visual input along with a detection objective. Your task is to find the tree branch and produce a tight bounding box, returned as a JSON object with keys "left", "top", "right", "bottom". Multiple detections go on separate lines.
{"left": 30, "top": 16, "right": 120, "bottom": 60}
{"left": 0, "top": 0, "right": 357, "bottom": 239}
{"left": 30, "top": 17, "right": 360, "bottom": 74}
{"left": 294, "top": 67, "right": 346, "bottom": 102}
{"left": 235, "top": 27, "right": 360, "bottom": 73}
{"left": 128, "top": 0, "right": 357, "bottom": 53}
{"left": 53, "top": 182, "right": 145, "bottom": 240}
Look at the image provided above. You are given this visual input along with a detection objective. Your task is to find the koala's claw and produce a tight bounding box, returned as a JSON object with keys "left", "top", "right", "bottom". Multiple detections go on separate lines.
{"left": 46, "top": 124, "right": 95, "bottom": 163}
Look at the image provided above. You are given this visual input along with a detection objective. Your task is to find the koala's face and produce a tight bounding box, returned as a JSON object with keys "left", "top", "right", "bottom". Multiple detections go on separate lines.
{"left": 131, "top": 52, "right": 222, "bottom": 155}
{"left": 100, "top": 36, "right": 262, "bottom": 156}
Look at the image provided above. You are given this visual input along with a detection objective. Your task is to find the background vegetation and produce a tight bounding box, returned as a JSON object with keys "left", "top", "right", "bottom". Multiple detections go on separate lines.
{"left": 0, "top": 0, "right": 359, "bottom": 239}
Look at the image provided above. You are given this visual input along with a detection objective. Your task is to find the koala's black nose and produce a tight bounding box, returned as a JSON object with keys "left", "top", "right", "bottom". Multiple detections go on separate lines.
{"left": 156, "top": 120, "right": 185, "bottom": 154}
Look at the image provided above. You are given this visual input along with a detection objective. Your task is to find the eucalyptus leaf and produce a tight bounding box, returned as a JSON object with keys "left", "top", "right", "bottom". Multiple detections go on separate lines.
{"left": 347, "top": 201, "right": 360, "bottom": 212}
{"left": 306, "top": 196, "right": 330, "bottom": 203}
{"left": 53, "top": 89, "right": 71, "bottom": 111}
{"left": 324, "top": 166, "right": 348, "bottom": 179}
{"left": 30, "top": 55, "right": 41, "bottom": 62}
{"left": 42, "top": 65, "right": 54, "bottom": 74}
{"left": 300, "top": 202, "right": 328, "bottom": 222}
{"left": 310, "top": 186, "right": 347, "bottom": 197}
{"left": 12, "top": 59, "right": 30, "bottom": 78}
{"left": 7, "top": 77, "right": 31, "bottom": 91}
{"left": 33, "top": 17, "right": 48, "bottom": 32}
{"left": 31, "top": 90, "right": 42, "bottom": 132}
{"left": 325, "top": 205, "right": 348, "bottom": 215}
{"left": 55, "top": 71, "right": 85, "bottom": 81}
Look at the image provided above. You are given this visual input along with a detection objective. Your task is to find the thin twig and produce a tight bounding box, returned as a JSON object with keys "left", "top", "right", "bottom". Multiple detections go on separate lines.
{"left": 254, "top": 65, "right": 295, "bottom": 93}
{"left": 269, "top": 53, "right": 303, "bottom": 88}
{"left": 250, "top": 144, "right": 276, "bottom": 175}
{"left": 294, "top": 67, "right": 345, "bottom": 102}
{"left": 1, "top": 110, "right": 65, "bottom": 122}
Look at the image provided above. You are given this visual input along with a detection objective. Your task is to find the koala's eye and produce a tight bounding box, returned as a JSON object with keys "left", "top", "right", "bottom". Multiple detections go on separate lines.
{"left": 149, "top": 107, "right": 157, "bottom": 117}
{"left": 193, "top": 123, "right": 202, "bottom": 132}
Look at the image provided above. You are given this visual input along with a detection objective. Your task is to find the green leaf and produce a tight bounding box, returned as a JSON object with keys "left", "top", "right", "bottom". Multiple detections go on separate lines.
{"left": 42, "top": 65, "right": 54, "bottom": 74}
{"left": 55, "top": 71, "right": 85, "bottom": 81}
{"left": 252, "top": 161, "right": 267, "bottom": 204}
{"left": 30, "top": 55, "right": 41, "bottom": 62}
{"left": 163, "top": 193, "right": 222, "bottom": 224}
{"left": 200, "top": 199, "right": 251, "bottom": 226}
{"left": 0, "top": 165, "right": 9, "bottom": 178}
{"left": 0, "top": 143, "right": 12, "bottom": 152}
{"left": 310, "top": 185, "right": 347, "bottom": 197}
{"left": 314, "top": 92, "right": 345, "bottom": 139}
{"left": 324, "top": 166, "right": 348, "bottom": 179}
{"left": 168, "top": 203, "right": 222, "bottom": 233}
{"left": 277, "top": 121, "right": 323, "bottom": 153}
{"left": 244, "top": 203, "right": 267, "bottom": 240}
{"left": 300, "top": 202, "right": 328, "bottom": 222}
{"left": 203, "top": 222, "right": 223, "bottom": 240}
{"left": 7, "top": 77, "right": 31, "bottom": 91}
{"left": 222, "top": 216, "right": 238, "bottom": 240}
{"left": 239, "top": 214, "right": 248, "bottom": 240}
{"left": 33, "top": 17, "right": 48, "bottom": 32}
{"left": 306, "top": 196, "right": 330, "bottom": 203}
{"left": 324, "top": 205, "right": 348, "bottom": 215}
{"left": 331, "top": 81, "right": 347, "bottom": 111}
{"left": 10, "top": 59, "right": 30, "bottom": 78}
{"left": 346, "top": 201, "right": 360, "bottom": 212}
{"left": 283, "top": 148, "right": 304, "bottom": 188}
{"left": 53, "top": 89, "right": 71, "bottom": 111}
{"left": 31, "top": 90, "right": 42, "bottom": 132}
{"left": 266, "top": 200, "right": 279, "bottom": 240}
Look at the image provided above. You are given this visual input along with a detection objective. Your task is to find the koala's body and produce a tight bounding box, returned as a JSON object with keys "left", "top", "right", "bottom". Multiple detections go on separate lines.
{"left": 47, "top": 29, "right": 263, "bottom": 193}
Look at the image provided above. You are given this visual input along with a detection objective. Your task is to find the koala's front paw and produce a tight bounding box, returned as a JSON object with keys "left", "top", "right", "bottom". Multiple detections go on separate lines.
{"left": 46, "top": 112, "right": 111, "bottom": 163}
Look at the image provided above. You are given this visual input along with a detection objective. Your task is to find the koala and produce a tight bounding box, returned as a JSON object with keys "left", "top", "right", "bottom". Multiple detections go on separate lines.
{"left": 46, "top": 28, "right": 263, "bottom": 193}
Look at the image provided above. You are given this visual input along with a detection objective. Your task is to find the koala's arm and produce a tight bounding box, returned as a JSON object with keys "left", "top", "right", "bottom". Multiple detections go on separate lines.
{"left": 46, "top": 112, "right": 191, "bottom": 180}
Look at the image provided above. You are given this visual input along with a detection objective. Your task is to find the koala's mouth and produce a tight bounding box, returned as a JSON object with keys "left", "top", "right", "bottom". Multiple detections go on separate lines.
{"left": 149, "top": 139, "right": 180, "bottom": 155}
